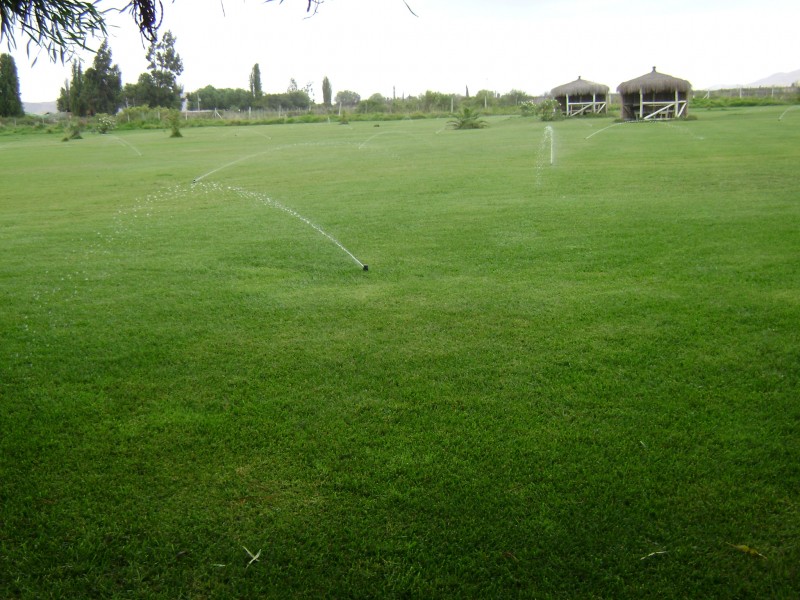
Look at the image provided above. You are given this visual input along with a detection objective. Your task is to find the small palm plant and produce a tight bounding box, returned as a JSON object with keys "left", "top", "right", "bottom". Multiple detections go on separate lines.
{"left": 168, "top": 110, "right": 183, "bottom": 138}
{"left": 448, "top": 107, "right": 488, "bottom": 130}
{"left": 62, "top": 122, "right": 82, "bottom": 141}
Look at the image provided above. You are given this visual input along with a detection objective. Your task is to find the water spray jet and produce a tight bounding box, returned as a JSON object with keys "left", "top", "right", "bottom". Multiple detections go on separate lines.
{"left": 195, "top": 182, "right": 368, "bottom": 271}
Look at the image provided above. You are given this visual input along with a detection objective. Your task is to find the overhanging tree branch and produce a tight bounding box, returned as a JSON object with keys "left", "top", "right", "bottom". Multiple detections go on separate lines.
{"left": 1, "top": 1, "right": 107, "bottom": 62}
{"left": 124, "top": 0, "right": 165, "bottom": 43}
{"left": 263, "top": 0, "right": 324, "bottom": 16}
{"left": 1, "top": 1, "right": 167, "bottom": 62}
{"left": 1, "top": 0, "right": 416, "bottom": 63}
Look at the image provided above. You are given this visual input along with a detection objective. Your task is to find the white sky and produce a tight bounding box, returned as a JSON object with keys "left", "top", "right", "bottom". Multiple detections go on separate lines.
{"left": 7, "top": 0, "right": 800, "bottom": 103}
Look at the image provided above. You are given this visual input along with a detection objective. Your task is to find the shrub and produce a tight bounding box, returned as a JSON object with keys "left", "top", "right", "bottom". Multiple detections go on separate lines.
{"left": 538, "top": 99, "right": 564, "bottom": 121}
{"left": 169, "top": 110, "right": 182, "bottom": 138}
{"left": 61, "top": 120, "right": 84, "bottom": 141}
{"left": 519, "top": 101, "right": 537, "bottom": 117}
{"left": 95, "top": 114, "right": 116, "bottom": 134}
{"left": 691, "top": 96, "right": 794, "bottom": 109}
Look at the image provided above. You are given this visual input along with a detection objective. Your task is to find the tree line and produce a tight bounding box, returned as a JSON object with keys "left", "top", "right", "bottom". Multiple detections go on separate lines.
{"left": 183, "top": 71, "right": 535, "bottom": 115}
{"left": 57, "top": 33, "right": 184, "bottom": 115}
{"left": 185, "top": 67, "right": 315, "bottom": 112}
{"left": 4, "top": 31, "right": 538, "bottom": 120}
{"left": 43, "top": 33, "right": 538, "bottom": 118}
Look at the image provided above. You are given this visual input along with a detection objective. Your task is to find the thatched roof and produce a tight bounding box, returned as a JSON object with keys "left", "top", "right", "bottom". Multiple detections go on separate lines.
{"left": 617, "top": 67, "right": 692, "bottom": 94}
{"left": 550, "top": 76, "right": 609, "bottom": 97}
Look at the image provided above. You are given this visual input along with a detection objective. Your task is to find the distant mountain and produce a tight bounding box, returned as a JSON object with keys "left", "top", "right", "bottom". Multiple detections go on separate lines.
{"left": 706, "top": 68, "right": 799, "bottom": 91}
{"left": 748, "top": 69, "right": 800, "bottom": 87}
{"left": 24, "top": 101, "right": 58, "bottom": 114}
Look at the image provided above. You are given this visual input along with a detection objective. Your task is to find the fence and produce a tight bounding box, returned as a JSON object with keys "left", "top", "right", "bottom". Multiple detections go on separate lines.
{"left": 181, "top": 107, "right": 328, "bottom": 121}
{"left": 694, "top": 86, "right": 799, "bottom": 100}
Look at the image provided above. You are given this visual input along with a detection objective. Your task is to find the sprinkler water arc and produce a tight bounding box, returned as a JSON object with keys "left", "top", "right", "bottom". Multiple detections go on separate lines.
{"left": 195, "top": 183, "right": 368, "bottom": 271}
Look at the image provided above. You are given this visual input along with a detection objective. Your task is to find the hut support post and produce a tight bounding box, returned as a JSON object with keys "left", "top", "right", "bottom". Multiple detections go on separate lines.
{"left": 563, "top": 96, "right": 608, "bottom": 117}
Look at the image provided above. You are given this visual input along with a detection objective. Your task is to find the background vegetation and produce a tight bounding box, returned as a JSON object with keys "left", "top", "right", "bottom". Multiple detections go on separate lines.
{"left": 1, "top": 107, "right": 798, "bottom": 598}
{"left": 0, "top": 52, "right": 24, "bottom": 117}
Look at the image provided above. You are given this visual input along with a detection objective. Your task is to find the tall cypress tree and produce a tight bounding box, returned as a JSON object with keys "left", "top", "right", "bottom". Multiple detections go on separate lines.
{"left": 57, "top": 79, "right": 71, "bottom": 113}
{"left": 250, "top": 64, "right": 263, "bottom": 99}
{"left": 68, "top": 61, "right": 87, "bottom": 116}
{"left": 322, "top": 76, "right": 332, "bottom": 108}
{"left": 84, "top": 40, "right": 122, "bottom": 115}
{"left": 0, "top": 54, "right": 24, "bottom": 117}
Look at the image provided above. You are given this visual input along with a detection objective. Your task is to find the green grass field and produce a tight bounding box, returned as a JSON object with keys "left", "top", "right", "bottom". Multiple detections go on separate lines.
{"left": 1, "top": 107, "right": 798, "bottom": 598}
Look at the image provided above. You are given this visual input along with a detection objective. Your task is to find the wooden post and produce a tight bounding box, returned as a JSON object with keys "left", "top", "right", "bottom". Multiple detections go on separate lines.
{"left": 639, "top": 89, "right": 643, "bottom": 120}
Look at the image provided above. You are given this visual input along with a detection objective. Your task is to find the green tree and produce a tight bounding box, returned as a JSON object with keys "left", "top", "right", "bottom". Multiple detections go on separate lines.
{"left": 145, "top": 30, "right": 183, "bottom": 109}
{"left": 499, "top": 89, "right": 530, "bottom": 107}
{"left": 249, "top": 63, "right": 262, "bottom": 99}
{"left": 360, "top": 93, "right": 386, "bottom": 113}
{"left": 68, "top": 61, "right": 88, "bottom": 116}
{"left": 285, "top": 89, "right": 311, "bottom": 109}
{"left": 122, "top": 72, "right": 157, "bottom": 107}
{"left": 186, "top": 85, "right": 267, "bottom": 111}
{"left": 322, "top": 76, "right": 332, "bottom": 107}
{"left": 334, "top": 90, "right": 360, "bottom": 107}
{"left": 421, "top": 90, "right": 451, "bottom": 112}
{"left": 83, "top": 39, "right": 122, "bottom": 115}
{"left": 0, "top": 53, "right": 24, "bottom": 116}
{"left": 56, "top": 78, "right": 70, "bottom": 112}
{"left": 185, "top": 85, "right": 220, "bottom": 110}
{"left": 259, "top": 89, "right": 310, "bottom": 110}
{"left": 472, "top": 89, "right": 496, "bottom": 109}
{"left": 302, "top": 81, "right": 314, "bottom": 104}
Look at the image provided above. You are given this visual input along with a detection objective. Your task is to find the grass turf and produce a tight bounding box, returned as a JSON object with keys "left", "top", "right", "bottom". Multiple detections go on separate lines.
{"left": 1, "top": 107, "right": 799, "bottom": 597}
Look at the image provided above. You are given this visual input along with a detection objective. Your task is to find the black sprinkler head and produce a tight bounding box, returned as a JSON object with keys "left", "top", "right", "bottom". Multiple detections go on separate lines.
{"left": 363, "top": 264, "right": 369, "bottom": 271}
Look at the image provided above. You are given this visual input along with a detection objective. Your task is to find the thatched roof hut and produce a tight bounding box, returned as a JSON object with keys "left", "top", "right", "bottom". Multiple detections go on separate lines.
{"left": 617, "top": 67, "right": 692, "bottom": 120}
{"left": 550, "top": 76, "right": 609, "bottom": 116}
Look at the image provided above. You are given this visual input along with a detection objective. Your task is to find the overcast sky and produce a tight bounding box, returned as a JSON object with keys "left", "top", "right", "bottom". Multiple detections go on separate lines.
{"left": 7, "top": 0, "right": 799, "bottom": 103}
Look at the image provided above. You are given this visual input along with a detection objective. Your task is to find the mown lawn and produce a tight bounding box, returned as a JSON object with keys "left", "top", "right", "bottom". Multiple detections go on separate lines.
{"left": 1, "top": 107, "right": 798, "bottom": 598}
